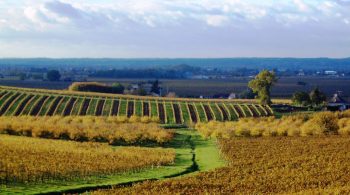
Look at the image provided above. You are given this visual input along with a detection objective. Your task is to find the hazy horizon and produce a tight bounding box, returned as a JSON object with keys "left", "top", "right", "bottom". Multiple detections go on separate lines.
{"left": 1, "top": 0, "right": 350, "bottom": 58}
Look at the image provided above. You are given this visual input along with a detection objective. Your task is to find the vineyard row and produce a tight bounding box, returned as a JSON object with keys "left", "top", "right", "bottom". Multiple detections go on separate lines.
{"left": 0, "top": 89, "right": 273, "bottom": 124}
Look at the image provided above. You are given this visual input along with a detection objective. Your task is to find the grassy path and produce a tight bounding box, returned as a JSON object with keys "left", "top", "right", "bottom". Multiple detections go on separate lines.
{"left": 0, "top": 129, "right": 225, "bottom": 194}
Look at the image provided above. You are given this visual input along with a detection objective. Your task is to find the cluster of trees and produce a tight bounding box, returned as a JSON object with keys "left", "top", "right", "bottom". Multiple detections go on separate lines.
{"left": 68, "top": 82, "right": 125, "bottom": 94}
{"left": 47, "top": 70, "right": 61, "bottom": 81}
{"left": 91, "top": 65, "right": 200, "bottom": 79}
{"left": 292, "top": 88, "right": 327, "bottom": 107}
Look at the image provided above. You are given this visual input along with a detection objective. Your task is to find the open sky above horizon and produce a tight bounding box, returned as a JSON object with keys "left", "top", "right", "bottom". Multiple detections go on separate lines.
{"left": 0, "top": 0, "right": 350, "bottom": 58}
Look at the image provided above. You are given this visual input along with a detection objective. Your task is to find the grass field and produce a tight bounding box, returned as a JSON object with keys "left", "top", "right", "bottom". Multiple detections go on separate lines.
{"left": 0, "top": 86, "right": 273, "bottom": 124}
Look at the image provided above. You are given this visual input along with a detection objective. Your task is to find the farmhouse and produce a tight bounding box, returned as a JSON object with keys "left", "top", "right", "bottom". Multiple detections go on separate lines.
{"left": 328, "top": 92, "right": 350, "bottom": 111}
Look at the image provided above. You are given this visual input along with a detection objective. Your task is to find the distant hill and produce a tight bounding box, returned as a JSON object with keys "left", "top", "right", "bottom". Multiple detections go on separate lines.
{"left": 1, "top": 58, "right": 350, "bottom": 70}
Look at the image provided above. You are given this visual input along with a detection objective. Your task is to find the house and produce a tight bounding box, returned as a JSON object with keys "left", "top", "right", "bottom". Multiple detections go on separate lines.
{"left": 128, "top": 82, "right": 157, "bottom": 95}
{"left": 325, "top": 71, "right": 337, "bottom": 75}
{"left": 328, "top": 92, "right": 350, "bottom": 111}
{"left": 228, "top": 93, "right": 237, "bottom": 99}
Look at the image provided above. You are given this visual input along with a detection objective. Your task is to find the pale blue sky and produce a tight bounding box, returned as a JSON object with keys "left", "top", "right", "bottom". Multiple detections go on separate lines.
{"left": 0, "top": 0, "right": 350, "bottom": 58}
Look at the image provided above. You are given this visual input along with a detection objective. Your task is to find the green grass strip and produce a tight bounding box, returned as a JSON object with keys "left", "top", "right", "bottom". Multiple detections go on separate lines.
{"left": 37, "top": 96, "right": 55, "bottom": 116}
{"left": 134, "top": 100, "right": 142, "bottom": 117}
{"left": 118, "top": 99, "right": 127, "bottom": 116}
{"left": 240, "top": 104, "right": 251, "bottom": 117}
{"left": 164, "top": 101, "right": 175, "bottom": 124}
{"left": 209, "top": 103, "right": 223, "bottom": 121}
{"left": 192, "top": 131, "right": 227, "bottom": 171}
{"left": 150, "top": 101, "right": 158, "bottom": 118}
{"left": 224, "top": 103, "right": 238, "bottom": 120}
{"left": 86, "top": 98, "right": 98, "bottom": 116}
{"left": 21, "top": 95, "right": 41, "bottom": 115}
{"left": 102, "top": 99, "right": 112, "bottom": 116}
{"left": 70, "top": 98, "right": 84, "bottom": 116}
{"left": 180, "top": 103, "right": 191, "bottom": 124}
{"left": 54, "top": 96, "right": 70, "bottom": 116}
{"left": 195, "top": 103, "right": 207, "bottom": 122}
{"left": 4, "top": 93, "right": 27, "bottom": 116}
{"left": 0, "top": 91, "right": 13, "bottom": 109}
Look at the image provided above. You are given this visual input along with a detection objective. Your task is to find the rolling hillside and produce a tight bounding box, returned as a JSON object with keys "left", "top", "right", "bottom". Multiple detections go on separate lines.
{"left": 0, "top": 86, "right": 273, "bottom": 124}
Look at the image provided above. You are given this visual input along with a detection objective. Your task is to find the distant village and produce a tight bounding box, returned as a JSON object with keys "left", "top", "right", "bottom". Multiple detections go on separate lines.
{"left": 0, "top": 64, "right": 349, "bottom": 83}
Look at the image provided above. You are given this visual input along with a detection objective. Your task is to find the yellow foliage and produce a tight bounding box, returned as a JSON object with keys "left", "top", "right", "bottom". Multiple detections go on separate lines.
{"left": 196, "top": 111, "right": 349, "bottom": 138}
{"left": 93, "top": 136, "right": 350, "bottom": 195}
{"left": 0, "top": 135, "right": 175, "bottom": 184}
{"left": 0, "top": 116, "right": 174, "bottom": 145}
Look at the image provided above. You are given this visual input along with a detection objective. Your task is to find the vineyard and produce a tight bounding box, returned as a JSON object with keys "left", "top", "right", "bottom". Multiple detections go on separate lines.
{"left": 0, "top": 135, "right": 175, "bottom": 184}
{"left": 93, "top": 136, "right": 350, "bottom": 194}
{"left": 0, "top": 116, "right": 174, "bottom": 145}
{"left": 0, "top": 86, "right": 273, "bottom": 124}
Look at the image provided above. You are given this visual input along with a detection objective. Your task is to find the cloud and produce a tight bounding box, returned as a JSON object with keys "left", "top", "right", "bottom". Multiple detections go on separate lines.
{"left": 206, "top": 15, "right": 229, "bottom": 26}
{"left": 0, "top": 0, "right": 350, "bottom": 57}
{"left": 6, "top": 0, "right": 350, "bottom": 29}
{"left": 44, "top": 0, "right": 81, "bottom": 19}
{"left": 293, "top": 0, "right": 310, "bottom": 12}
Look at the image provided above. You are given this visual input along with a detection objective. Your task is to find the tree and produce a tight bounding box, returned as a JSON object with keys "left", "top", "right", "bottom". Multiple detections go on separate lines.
{"left": 292, "top": 91, "right": 311, "bottom": 106}
{"left": 47, "top": 70, "right": 61, "bottom": 81}
{"left": 19, "top": 73, "right": 26, "bottom": 81}
{"left": 238, "top": 88, "right": 256, "bottom": 99}
{"left": 150, "top": 80, "right": 160, "bottom": 95}
{"left": 310, "top": 87, "right": 327, "bottom": 106}
{"left": 248, "top": 70, "right": 278, "bottom": 105}
{"left": 135, "top": 88, "right": 147, "bottom": 96}
{"left": 111, "top": 83, "right": 125, "bottom": 94}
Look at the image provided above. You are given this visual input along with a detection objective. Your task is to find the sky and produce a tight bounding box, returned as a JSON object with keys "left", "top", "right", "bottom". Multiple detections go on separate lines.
{"left": 0, "top": 0, "right": 350, "bottom": 58}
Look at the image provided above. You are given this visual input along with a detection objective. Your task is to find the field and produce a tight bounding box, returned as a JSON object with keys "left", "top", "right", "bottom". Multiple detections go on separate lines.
{"left": 0, "top": 116, "right": 173, "bottom": 145}
{"left": 0, "top": 128, "right": 225, "bottom": 194}
{"left": 0, "top": 86, "right": 273, "bottom": 124}
{"left": 0, "top": 135, "right": 175, "bottom": 184}
{"left": 3, "top": 84, "right": 350, "bottom": 194}
{"left": 93, "top": 136, "right": 350, "bottom": 194}
{"left": 195, "top": 111, "right": 350, "bottom": 138}
{"left": 2, "top": 76, "right": 348, "bottom": 99}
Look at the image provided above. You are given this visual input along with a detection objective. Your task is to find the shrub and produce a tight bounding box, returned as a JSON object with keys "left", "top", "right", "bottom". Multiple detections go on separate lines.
{"left": 68, "top": 82, "right": 124, "bottom": 94}
{"left": 338, "top": 118, "right": 350, "bottom": 135}
{"left": 196, "top": 111, "right": 347, "bottom": 138}
{"left": 301, "top": 112, "right": 339, "bottom": 136}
